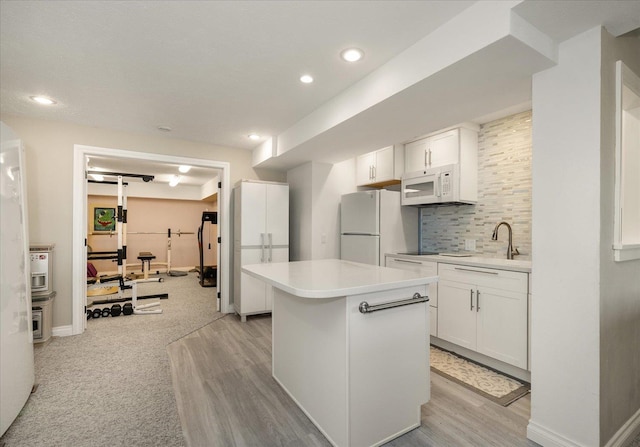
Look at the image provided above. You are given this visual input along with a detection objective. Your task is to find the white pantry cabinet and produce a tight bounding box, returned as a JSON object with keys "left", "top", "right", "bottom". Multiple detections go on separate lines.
{"left": 385, "top": 256, "right": 438, "bottom": 336}
{"left": 404, "top": 125, "right": 479, "bottom": 174}
{"left": 437, "top": 263, "right": 528, "bottom": 369}
{"left": 356, "top": 145, "right": 403, "bottom": 187}
{"left": 233, "top": 180, "right": 289, "bottom": 322}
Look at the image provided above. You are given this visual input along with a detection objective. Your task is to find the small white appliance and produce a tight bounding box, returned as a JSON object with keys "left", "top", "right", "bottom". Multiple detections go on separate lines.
{"left": 401, "top": 163, "right": 476, "bottom": 206}
{"left": 340, "top": 190, "right": 418, "bottom": 266}
{"left": 30, "top": 244, "right": 54, "bottom": 297}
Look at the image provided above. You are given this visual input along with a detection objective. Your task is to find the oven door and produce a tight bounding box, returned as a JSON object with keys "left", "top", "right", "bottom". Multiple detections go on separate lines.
{"left": 401, "top": 170, "right": 441, "bottom": 206}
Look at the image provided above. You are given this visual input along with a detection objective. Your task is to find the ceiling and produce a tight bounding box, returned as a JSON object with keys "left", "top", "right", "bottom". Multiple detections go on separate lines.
{"left": 1, "top": 1, "right": 639, "bottom": 182}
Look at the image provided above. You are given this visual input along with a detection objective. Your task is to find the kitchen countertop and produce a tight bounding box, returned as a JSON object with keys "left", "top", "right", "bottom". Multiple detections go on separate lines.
{"left": 242, "top": 258, "right": 438, "bottom": 298}
{"left": 385, "top": 253, "right": 532, "bottom": 273}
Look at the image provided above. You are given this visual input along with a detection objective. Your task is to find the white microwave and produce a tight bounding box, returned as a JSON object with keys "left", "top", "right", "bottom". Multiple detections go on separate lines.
{"left": 401, "top": 164, "right": 476, "bottom": 206}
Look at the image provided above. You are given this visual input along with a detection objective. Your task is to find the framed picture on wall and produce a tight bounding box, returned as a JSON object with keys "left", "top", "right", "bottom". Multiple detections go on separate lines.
{"left": 91, "top": 206, "right": 116, "bottom": 233}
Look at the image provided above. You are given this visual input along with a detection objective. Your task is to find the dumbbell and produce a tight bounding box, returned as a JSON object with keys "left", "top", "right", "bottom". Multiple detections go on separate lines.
{"left": 87, "top": 309, "right": 93, "bottom": 320}
{"left": 122, "top": 303, "right": 133, "bottom": 315}
{"left": 101, "top": 307, "right": 111, "bottom": 318}
{"left": 92, "top": 308, "right": 102, "bottom": 319}
{"left": 110, "top": 304, "right": 122, "bottom": 317}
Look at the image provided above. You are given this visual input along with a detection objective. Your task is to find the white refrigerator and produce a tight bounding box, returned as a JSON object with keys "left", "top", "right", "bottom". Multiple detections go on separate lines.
{"left": 340, "top": 190, "right": 418, "bottom": 266}
{"left": 1, "top": 122, "right": 35, "bottom": 436}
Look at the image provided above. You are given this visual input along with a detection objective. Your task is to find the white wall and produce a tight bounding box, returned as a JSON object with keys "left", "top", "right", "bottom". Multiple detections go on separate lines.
{"left": 529, "top": 27, "right": 602, "bottom": 447}
{"left": 287, "top": 159, "right": 356, "bottom": 261}
{"left": 598, "top": 30, "right": 640, "bottom": 445}
{"left": 0, "top": 114, "right": 286, "bottom": 328}
{"left": 529, "top": 27, "right": 640, "bottom": 447}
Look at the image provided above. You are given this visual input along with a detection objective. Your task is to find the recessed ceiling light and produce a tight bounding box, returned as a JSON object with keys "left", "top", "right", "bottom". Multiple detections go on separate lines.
{"left": 340, "top": 48, "right": 364, "bottom": 62}
{"left": 300, "top": 74, "right": 314, "bottom": 84}
{"left": 248, "top": 134, "right": 261, "bottom": 141}
{"left": 178, "top": 165, "right": 191, "bottom": 173}
{"left": 30, "top": 96, "right": 56, "bottom": 105}
{"left": 157, "top": 125, "right": 172, "bottom": 132}
{"left": 169, "top": 175, "right": 180, "bottom": 187}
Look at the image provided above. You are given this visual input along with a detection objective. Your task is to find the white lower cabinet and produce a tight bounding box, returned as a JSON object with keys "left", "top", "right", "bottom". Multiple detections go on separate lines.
{"left": 437, "top": 263, "right": 528, "bottom": 369}
{"left": 385, "top": 256, "right": 438, "bottom": 336}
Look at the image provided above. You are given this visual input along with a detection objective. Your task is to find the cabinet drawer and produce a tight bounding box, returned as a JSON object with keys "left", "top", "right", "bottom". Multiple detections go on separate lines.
{"left": 386, "top": 257, "right": 438, "bottom": 306}
{"left": 437, "top": 262, "right": 527, "bottom": 293}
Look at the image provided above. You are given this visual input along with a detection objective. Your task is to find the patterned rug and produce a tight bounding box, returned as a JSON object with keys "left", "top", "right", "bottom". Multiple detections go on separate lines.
{"left": 430, "top": 346, "right": 530, "bottom": 406}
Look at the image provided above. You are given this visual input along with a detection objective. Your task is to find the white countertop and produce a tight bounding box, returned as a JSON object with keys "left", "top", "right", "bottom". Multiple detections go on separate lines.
{"left": 385, "top": 253, "right": 532, "bottom": 273}
{"left": 242, "top": 259, "right": 438, "bottom": 299}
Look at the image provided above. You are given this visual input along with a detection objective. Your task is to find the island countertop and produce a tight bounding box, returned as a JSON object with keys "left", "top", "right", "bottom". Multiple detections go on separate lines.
{"left": 242, "top": 258, "right": 438, "bottom": 299}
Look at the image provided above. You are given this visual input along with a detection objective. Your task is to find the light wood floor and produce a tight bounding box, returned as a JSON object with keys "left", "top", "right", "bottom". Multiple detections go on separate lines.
{"left": 167, "top": 314, "right": 539, "bottom": 447}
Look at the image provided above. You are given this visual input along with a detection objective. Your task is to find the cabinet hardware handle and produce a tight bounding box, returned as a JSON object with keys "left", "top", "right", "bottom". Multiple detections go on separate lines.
{"left": 454, "top": 267, "right": 498, "bottom": 275}
{"left": 268, "top": 233, "right": 273, "bottom": 262}
{"left": 359, "top": 293, "right": 429, "bottom": 314}
{"left": 424, "top": 149, "right": 428, "bottom": 167}
{"left": 394, "top": 258, "right": 421, "bottom": 264}
{"left": 476, "top": 290, "right": 480, "bottom": 312}
{"left": 470, "top": 289, "right": 474, "bottom": 311}
{"left": 369, "top": 165, "right": 373, "bottom": 179}
{"left": 428, "top": 149, "right": 432, "bottom": 166}
{"left": 260, "top": 233, "right": 265, "bottom": 263}
{"left": 373, "top": 165, "right": 376, "bottom": 179}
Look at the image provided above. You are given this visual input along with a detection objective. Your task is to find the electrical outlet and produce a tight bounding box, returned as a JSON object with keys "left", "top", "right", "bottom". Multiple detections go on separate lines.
{"left": 464, "top": 239, "right": 476, "bottom": 251}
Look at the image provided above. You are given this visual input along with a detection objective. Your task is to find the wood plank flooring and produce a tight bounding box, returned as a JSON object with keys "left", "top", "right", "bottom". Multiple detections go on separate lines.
{"left": 167, "top": 314, "right": 539, "bottom": 447}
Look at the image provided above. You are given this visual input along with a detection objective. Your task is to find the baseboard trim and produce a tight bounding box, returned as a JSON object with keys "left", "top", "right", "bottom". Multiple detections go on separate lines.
{"left": 527, "top": 421, "right": 585, "bottom": 447}
{"left": 52, "top": 325, "right": 73, "bottom": 337}
{"left": 605, "top": 407, "right": 640, "bottom": 447}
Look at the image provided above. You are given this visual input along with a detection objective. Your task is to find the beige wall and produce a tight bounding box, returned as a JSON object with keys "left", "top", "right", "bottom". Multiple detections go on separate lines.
{"left": 0, "top": 114, "right": 286, "bottom": 328}
{"left": 88, "top": 195, "right": 217, "bottom": 274}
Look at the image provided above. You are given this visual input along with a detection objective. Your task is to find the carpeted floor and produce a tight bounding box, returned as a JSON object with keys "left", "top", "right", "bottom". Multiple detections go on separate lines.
{"left": 0, "top": 273, "right": 220, "bottom": 447}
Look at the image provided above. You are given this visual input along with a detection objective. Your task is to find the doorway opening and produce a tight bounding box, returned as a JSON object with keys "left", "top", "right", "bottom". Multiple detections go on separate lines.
{"left": 72, "top": 144, "right": 231, "bottom": 335}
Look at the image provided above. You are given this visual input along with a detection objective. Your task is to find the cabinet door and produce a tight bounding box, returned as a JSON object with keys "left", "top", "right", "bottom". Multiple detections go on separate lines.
{"left": 266, "top": 184, "right": 289, "bottom": 246}
{"left": 428, "top": 129, "right": 459, "bottom": 168}
{"left": 476, "top": 286, "right": 528, "bottom": 369}
{"left": 356, "top": 152, "right": 375, "bottom": 186}
{"left": 373, "top": 146, "right": 394, "bottom": 182}
{"left": 239, "top": 248, "right": 267, "bottom": 313}
{"left": 437, "top": 280, "right": 476, "bottom": 350}
{"left": 404, "top": 138, "right": 428, "bottom": 172}
{"left": 240, "top": 182, "right": 266, "bottom": 246}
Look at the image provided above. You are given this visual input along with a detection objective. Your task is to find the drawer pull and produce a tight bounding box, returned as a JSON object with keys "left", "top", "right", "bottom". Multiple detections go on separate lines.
{"left": 393, "top": 259, "right": 422, "bottom": 265}
{"left": 454, "top": 267, "right": 498, "bottom": 275}
{"left": 470, "top": 289, "right": 474, "bottom": 311}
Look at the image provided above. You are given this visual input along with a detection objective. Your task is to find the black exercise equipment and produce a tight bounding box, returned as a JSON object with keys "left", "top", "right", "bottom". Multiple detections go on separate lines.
{"left": 197, "top": 211, "right": 218, "bottom": 288}
{"left": 122, "top": 303, "right": 133, "bottom": 315}
{"left": 110, "top": 304, "right": 122, "bottom": 317}
{"left": 92, "top": 308, "right": 102, "bottom": 319}
{"left": 101, "top": 307, "right": 111, "bottom": 318}
{"left": 87, "top": 309, "right": 92, "bottom": 319}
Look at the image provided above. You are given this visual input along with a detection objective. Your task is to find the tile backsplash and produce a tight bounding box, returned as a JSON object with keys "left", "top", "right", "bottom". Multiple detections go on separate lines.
{"left": 420, "top": 110, "right": 532, "bottom": 260}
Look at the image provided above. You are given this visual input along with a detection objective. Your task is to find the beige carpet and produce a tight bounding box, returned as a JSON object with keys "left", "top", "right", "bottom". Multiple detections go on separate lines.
{"left": 430, "top": 346, "right": 530, "bottom": 406}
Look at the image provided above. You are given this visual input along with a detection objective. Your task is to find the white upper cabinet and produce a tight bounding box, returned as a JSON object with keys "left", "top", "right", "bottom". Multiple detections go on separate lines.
{"left": 404, "top": 125, "right": 478, "bottom": 174}
{"left": 356, "top": 145, "right": 404, "bottom": 187}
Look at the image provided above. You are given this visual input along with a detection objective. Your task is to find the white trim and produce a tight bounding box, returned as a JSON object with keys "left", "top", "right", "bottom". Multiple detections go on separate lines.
{"left": 613, "top": 244, "right": 640, "bottom": 262}
{"left": 73, "top": 145, "right": 232, "bottom": 336}
{"left": 527, "top": 421, "right": 585, "bottom": 447}
{"left": 52, "top": 325, "right": 73, "bottom": 337}
{"left": 604, "top": 407, "right": 640, "bottom": 447}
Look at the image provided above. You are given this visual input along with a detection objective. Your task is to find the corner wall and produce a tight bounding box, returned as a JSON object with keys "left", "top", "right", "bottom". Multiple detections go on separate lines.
{"left": 528, "top": 26, "right": 602, "bottom": 447}
{"left": 598, "top": 30, "right": 640, "bottom": 446}
{"left": 0, "top": 114, "right": 285, "bottom": 328}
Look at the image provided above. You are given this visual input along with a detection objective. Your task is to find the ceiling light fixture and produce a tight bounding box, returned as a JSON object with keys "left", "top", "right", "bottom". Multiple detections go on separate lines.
{"left": 340, "top": 48, "right": 364, "bottom": 62}
{"left": 30, "top": 96, "right": 56, "bottom": 105}
{"left": 248, "top": 134, "right": 261, "bottom": 141}
{"left": 178, "top": 165, "right": 191, "bottom": 173}
{"left": 300, "top": 74, "right": 314, "bottom": 84}
{"left": 169, "top": 175, "right": 181, "bottom": 187}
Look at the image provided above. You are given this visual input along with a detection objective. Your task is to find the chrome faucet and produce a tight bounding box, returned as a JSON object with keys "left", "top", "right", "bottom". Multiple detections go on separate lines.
{"left": 491, "top": 221, "right": 520, "bottom": 260}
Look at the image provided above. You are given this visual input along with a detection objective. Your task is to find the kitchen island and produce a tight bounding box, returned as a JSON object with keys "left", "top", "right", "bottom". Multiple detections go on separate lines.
{"left": 242, "top": 259, "right": 437, "bottom": 447}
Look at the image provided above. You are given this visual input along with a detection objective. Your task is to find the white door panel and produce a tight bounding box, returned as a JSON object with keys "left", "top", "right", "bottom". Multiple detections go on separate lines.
{"left": 341, "top": 191, "right": 379, "bottom": 235}
{"left": 240, "top": 182, "right": 266, "bottom": 247}
{"left": 267, "top": 184, "right": 289, "bottom": 246}
{"left": 341, "top": 235, "right": 379, "bottom": 266}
